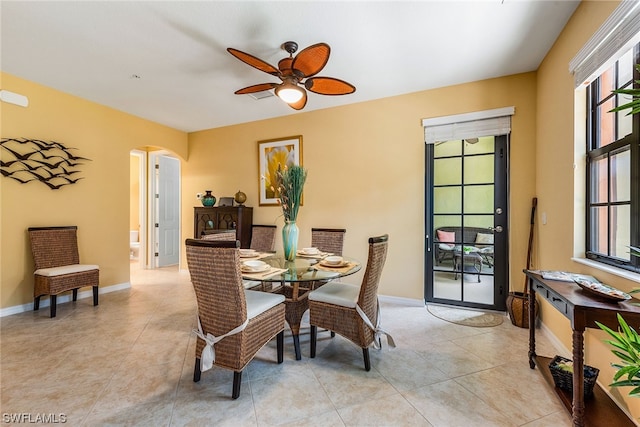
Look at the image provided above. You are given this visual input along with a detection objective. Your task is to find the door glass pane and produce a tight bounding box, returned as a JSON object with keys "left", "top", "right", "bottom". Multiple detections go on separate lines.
{"left": 610, "top": 148, "right": 630, "bottom": 202}
{"left": 464, "top": 185, "right": 494, "bottom": 213}
{"left": 433, "top": 215, "right": 461, "bottom": 230}
{"left": 464, "top": 154, "right": 494, "bottom": 184}
{"left": 464, "top": 136, "right": 494, "bottom": 155}
{"left": 465, "top": 215, "right": 493, "bottom": 229}
{"left": 434, "top": 158, "right": 461, "bottom": 185}
{"left": 611, "top": 205, "right": 630, "bottom": 260}
{"left": 590, "top": 206, "right": 608, "bottom": 255}
{"left": 434, "top": 187, "right": 461, "bottom": 213}
{"left": 590, "top": 156, "right": 608, "bottom": 203}
{"left": 618, "top": 49, "right": 633, "bottom": 85}
{"left": 434, "top": 140, "right": 461, "bottom": 157}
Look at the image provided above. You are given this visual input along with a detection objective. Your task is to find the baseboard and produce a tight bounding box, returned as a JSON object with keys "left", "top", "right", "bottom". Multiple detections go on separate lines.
{"left": 379, "top": 294, "right": 424, "bottom": 307}
{"left": 0, "top": 282, "right": 131, "bottom": 317}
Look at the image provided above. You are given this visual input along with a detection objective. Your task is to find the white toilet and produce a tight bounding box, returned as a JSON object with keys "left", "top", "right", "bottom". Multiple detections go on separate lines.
{"left": 130, "top": 230, "right": 140, "bottom": 259}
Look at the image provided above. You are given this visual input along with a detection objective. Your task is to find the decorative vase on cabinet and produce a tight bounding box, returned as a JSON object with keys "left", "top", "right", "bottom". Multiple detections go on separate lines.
{"left": 282, "top": 220, "right": 299, "bottom": 261}
{"left": 201, "top": 190, "right": 216, "bottom": 207}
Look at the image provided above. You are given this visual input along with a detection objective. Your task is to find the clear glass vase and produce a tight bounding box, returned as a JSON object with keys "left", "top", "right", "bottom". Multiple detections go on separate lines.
{"left": 282, "top": 220, "right": 299, "bottom": 261}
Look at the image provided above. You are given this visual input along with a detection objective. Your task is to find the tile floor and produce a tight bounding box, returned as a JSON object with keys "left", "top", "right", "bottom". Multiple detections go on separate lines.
{"left": 0, "top": 266, "right": 572, "bottom": 426}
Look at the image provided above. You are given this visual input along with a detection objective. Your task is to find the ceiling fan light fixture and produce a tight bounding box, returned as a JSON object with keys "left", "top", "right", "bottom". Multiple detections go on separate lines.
{"left": 275, "top": 82, "right": 304, "bottom": 104}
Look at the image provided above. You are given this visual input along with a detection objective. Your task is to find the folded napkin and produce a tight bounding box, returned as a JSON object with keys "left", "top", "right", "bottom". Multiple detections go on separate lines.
{"left": 313, "top": 261, "right": 358, "bottom": 274}
{"left": 242, "top": 267, "right": 287, "bottom": 280}
{"left": 297, "top": 251, "right": 332, "bottom": 259}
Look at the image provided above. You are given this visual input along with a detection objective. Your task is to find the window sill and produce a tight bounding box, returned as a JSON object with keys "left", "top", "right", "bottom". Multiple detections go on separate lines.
{"left": 572, "top": 257, "right": 640, "bottom": 284}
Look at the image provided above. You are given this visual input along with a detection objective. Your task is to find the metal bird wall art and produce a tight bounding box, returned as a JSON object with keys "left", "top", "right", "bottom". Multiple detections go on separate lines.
{"left": 0, "top": 138, "right": 91, "bottom": 189}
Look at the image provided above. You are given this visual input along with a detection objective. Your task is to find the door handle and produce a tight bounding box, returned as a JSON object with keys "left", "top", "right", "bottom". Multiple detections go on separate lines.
{"left": 489, "top": 226, "right": 503, "bottom": 233}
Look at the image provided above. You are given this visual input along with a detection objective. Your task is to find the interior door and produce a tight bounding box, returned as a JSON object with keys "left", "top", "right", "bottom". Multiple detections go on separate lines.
{"left": 425, "top": 135, "right": 508, "bottom": 311}
{"left": 157, "top": 155, "right": 180, "bottom": 267}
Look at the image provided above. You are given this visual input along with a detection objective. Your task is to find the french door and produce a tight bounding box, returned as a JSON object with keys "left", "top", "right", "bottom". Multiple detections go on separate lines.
{"left": 425, "top": 135, "right": 508, "bottom": 311}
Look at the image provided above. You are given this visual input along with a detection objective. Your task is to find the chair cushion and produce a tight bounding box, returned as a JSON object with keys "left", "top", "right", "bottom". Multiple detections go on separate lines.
{"left": 34, "top": 264, "right": 99, "bottom": 277}
{"left": 242, "top": 280, "right": 262, "bottom": 289}
{"left": 244, "top": 290, "right": 285, "bottom": 320}
{"left": 309, "top": 281, "right": 360, "bottom": 308}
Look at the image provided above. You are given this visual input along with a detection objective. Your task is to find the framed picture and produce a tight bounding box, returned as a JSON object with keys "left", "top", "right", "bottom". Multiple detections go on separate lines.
{"left": 258, "top": 135, "right": 303, "bottom": 206}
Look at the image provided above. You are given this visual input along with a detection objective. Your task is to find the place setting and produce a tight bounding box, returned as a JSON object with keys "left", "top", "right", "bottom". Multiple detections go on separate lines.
{"left": 241, "top": 260, "right": 286, "bottom": 280}
{"left": 296, "top": 247, "right": 331, "bottom": 259}
{"left": 239, "top": 248, "right": 271, "bottom": 260}
{"left": 313, "top": 255, "right": 358, "bottom": 273}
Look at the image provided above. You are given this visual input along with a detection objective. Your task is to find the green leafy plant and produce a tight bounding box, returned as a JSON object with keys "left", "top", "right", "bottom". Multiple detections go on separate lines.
{"left": 596, "top": 313, "right": 640, "bottom": 397}
{"left": 275, "top": 165, "right": 307, "bottom": 222}
{"left": 609, "top": 64, "right": 640, "bottom": 115}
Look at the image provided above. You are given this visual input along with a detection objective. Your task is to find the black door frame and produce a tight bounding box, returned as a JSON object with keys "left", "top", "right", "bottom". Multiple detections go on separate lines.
{"left": 424, "top": 135, "right": 509, "bottom": 311}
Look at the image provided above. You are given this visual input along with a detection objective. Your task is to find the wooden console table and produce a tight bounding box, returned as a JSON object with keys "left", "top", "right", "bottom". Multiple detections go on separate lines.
{"left": 525, "top": 270, "right": 639, "bottom": 427}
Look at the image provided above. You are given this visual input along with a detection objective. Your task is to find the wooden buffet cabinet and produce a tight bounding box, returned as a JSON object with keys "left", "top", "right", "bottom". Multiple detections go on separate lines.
{"left": 525, "top": 270, "right": 639, "bottom": 427}
{"left": 193, "top": 206, "right": 253, "bottom": 248}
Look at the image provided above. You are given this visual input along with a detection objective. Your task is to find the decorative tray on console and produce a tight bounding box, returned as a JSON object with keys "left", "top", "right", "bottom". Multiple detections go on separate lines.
{"left": 573, "top": 277, "right": 631, "bottom": 302}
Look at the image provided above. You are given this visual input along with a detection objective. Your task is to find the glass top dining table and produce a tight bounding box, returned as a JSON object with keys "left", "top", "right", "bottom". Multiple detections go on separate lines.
{"left": 241, "top": 253, "right": 362, "bottom": 360}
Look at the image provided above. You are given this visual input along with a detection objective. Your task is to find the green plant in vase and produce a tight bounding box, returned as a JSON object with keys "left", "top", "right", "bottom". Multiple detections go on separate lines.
{"left": 596, "top": 314, "right": 640, "bottom": 397}
{"left": 275, "top": 165, "right": 307, "bottom": 261}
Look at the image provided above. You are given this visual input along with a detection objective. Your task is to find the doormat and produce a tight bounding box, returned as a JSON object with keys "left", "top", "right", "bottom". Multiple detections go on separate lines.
{"left": 427, "top": 305, "right": 504, "bottom": 328}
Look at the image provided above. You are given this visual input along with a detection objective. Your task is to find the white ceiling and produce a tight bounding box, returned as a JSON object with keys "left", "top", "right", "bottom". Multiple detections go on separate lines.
{"left": 1, "top": 1, "right": 580, "bottom": 133}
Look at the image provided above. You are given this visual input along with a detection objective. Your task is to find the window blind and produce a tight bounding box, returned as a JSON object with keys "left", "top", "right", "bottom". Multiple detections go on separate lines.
{"left": 569, "top": 0, "right": 640, "bottom": 88}
{"left": 422, "top": 107, "right": 514, "bottom": 145}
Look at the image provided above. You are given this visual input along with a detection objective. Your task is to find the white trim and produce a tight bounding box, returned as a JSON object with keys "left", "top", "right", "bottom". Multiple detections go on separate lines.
{"left": 0, "top": 282, "right": 131, "bottom": 317}
{"left": 421, "top": 107, "right": 515, "bottom": 128}
{"left": 572, "top": 257, "right": 640, "bottom": 284}
{"left": 569, "top": 0, "right": 640, "bottom": 88}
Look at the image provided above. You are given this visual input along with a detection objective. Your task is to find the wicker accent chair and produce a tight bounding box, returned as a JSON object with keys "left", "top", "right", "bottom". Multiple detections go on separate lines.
{"left": 309, "top": 234, "right": 393, "bottom": 371}
{"left": 185, "top": 238, "right": 285, "bottom": 399}
{"left": 201, "top": 229, "right": 236, "bottom": 241}
{"left": 249, "top": 225, "right": 277, "bottom": 252}
{"left": 27, "top": 226, "right": 99, "bottom": 318}
{"left": 311, "top": 228, "right": 346, "bottom": 255}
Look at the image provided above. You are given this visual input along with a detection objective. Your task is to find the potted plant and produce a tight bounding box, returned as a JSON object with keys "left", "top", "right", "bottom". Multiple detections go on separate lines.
{"left": 275, "top": 165, "right": 307, "bottom": 261}
{"left": 609, "top": 64, "right": 640, "bottom": 115}
{"left": 596, "top": 314, "right": 640, "bottom": 397}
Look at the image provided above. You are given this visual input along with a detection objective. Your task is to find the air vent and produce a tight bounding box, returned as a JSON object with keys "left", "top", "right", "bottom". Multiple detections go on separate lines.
{"left": 248, "top": 90, "right": 274, "bottom": 100}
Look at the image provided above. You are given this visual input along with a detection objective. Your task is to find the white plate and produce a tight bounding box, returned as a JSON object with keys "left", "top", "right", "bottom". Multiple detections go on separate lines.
{"left": 242, "top": 264, "right": 270, "bottom": 273}
{"left": 319, "top": 259, "right": 350, "bottom": 268}
{"left": 239, "top": 251, "right": 258, "bottom": 258}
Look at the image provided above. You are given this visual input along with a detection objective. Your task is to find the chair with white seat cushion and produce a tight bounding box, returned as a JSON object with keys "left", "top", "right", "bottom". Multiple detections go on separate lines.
{"left": 185, "top": 238, "right": 285, "bottom": 399}
{"left": 28, "top": 226, "right": 99, "bottom": 318}
{"left": 309, "top": 234, "right": 394, "bottom": 371}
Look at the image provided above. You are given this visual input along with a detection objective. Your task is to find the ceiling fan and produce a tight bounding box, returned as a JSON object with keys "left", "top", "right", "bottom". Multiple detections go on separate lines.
{"left": 227, "top": 41, "right": 356, "bottom": 110}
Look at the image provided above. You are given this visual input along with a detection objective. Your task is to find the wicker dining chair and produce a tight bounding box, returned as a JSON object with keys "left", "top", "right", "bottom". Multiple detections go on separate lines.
{"left": 201, "top": 229, "right": 236, "bottom": 241}
{"left": 309, "top": 234, "right": 394, "bottom": 371}
{"left": 311, "top": 228, "right": 346, "bottom": 255}
{"left": 249, "top": 224, "right": 277, "bottom": 252}
{"left": 185, "top": 238, "right": 286, "bottom": 399}
{"left": 27, "top": 226, "right": 99, "bottom": 318}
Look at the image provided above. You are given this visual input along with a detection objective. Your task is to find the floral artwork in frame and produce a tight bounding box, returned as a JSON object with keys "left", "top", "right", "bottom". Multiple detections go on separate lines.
{"left": 258, "top": 135, "right": 302, "bottom": 206}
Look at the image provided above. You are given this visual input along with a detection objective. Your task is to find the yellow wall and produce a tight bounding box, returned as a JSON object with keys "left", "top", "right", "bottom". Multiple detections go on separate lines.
{"left": 536, "top": 0, "right": 639, "bottom": 418}
{"left": 184, "top": 72, "right": 538, "bottom": 299}
{"left": 0, "top": 72, "right": 187, "bottom": 308}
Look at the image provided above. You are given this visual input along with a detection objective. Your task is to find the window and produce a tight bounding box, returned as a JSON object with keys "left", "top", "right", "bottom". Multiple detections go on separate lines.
{"left": 585, "top": 43, "right": 639, "bottom": 271}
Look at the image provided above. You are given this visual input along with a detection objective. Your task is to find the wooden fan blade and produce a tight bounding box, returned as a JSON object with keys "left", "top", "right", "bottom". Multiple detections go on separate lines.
{"left": 304, "top": 77, "right": 356, "bottom": 95}
{"left": 288, "top": 89, "right": 308, "bottom": 110}
{"left": 234, "top": 83, "right": 278, "bottom": 94}
{"left": 291, "top": 43, "right": 330, "bottom": 78}
{"left": 227, "top": 48, "right": 280, "bottom": 76}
